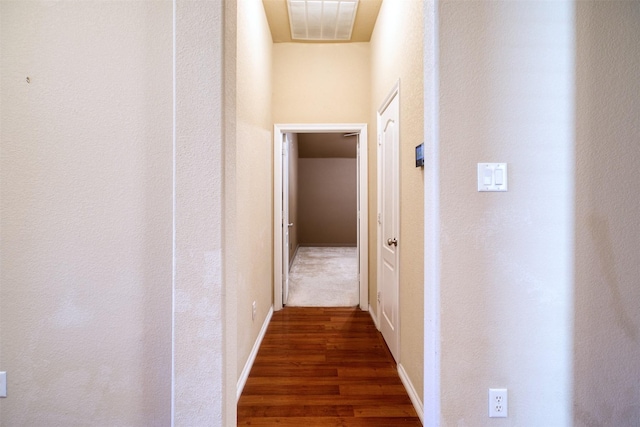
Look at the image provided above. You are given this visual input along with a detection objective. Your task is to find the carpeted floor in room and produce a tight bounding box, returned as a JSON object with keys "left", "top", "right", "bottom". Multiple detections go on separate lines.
{"left": 286, "top": 246, "right": 358, "bottom": 307}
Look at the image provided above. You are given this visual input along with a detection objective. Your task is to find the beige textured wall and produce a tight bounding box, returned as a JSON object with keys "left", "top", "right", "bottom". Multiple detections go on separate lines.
{"left": 173, "top": 0, "right": 234, "bottom": 423}
{"left": 235, "top": 0, "right": 273, "bottom": 383}
{"left": 370, "top": 0, "right": 425, "bottom": 402}
{"left": 297, "top": 158, "right": 357, "bottom": 246}
{"left": 224, "top": 1, "right": 239, "bottom": 421}
{"left": 574, "top": 3, "right": 640, "bottom": 425}
{"left": 0, "top": 1, "right": 172, "bottom": 424}
{"left": 272, "top": 43, "right": 371, "bottom": 296}
{"left": 272, "top": 43, "right": 370, "bottom": 123}
{"left": 438, "top": 1, "right": 574, "bottom": 425}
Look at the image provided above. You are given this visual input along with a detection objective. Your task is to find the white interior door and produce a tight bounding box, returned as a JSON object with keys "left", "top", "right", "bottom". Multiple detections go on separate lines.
{"left": 378, "top": 86, "right": 400, "bottom": 362}
{"left": 282, "top": 133, "right": 290, "bottom": 305}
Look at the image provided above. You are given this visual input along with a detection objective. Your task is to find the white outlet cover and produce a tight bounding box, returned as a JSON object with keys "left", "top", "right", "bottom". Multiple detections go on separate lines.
{"left": 489, "top": 388, "right": 508, "bottom": 417}
{"left": 0, "top": 371, "right": 6, "bottom": 397}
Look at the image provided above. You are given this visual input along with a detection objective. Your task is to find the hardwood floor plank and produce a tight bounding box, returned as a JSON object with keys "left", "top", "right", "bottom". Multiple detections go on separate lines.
{"left": 339, "top": 384, "right": 410, "bottom": 396}
{"left": 239, "top": 394, "right": 418, "bottom": 407}
{"left": 237, "top": 307, "right": 422, "bottom": 425}
{"left": 245, "top": 376, "right": 407, "bottom": 387}
{"left": 248, "top": 367, "right": 338, "bottom": 377}
{"left": 353, "top": 405, "right": 419, "bottom": 418}
{"left": 238, "top": 404, "right": 355, "bottom": 418}
{"left": 242, "top": 384, "right": 340, "bottom": 396}
{"left": 238, "top": 416, "right": 422, "bottom": 426}
{"left": 337, "top": 366, "right": 400, "bottom": 377}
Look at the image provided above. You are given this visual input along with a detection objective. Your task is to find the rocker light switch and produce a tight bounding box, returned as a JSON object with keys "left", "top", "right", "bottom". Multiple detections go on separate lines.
{"left": 478, "top": 163, "right": 508, "bottom": 192}
{"left": 483, "top": 169, "right": 493, "bottom": 185}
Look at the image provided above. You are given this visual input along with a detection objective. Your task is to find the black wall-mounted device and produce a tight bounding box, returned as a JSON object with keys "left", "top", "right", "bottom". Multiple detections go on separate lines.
{"left": 415, "top": 143, "right": 424, "bottom": 168}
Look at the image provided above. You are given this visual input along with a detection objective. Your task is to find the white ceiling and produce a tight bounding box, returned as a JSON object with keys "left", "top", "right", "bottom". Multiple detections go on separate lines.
{"left": 262, "top": 0, "right": 382, "bottom": 43}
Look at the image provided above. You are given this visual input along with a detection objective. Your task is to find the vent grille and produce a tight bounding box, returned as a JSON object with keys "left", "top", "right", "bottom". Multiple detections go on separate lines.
{"left": 287, "top": 0, "right": 359, "bottom": 41}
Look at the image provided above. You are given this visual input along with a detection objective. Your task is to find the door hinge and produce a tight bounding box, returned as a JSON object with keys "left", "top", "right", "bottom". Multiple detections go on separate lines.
{"left": 377, "top": 213, "right": 381, "bottom": 224}
{"left": 378, "top": 135, "right": 382, "bottom": 146}
{"left": 377, "top": 291, "right": 381, "bottom": 303}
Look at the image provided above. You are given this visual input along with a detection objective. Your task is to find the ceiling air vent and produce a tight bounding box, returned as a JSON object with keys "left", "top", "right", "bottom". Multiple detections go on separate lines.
{"left": 287, "top": 0, "right": 359, "bottom": 41}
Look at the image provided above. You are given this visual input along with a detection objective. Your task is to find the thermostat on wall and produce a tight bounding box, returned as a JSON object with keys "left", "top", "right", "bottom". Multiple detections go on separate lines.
{"left": 415, "top": 143, "right": 424, "bottom": 167}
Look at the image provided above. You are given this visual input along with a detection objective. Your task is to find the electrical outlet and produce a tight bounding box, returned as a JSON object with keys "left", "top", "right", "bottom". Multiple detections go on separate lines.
{"left": 252, "top": 301, "right": 257, "bottom": 321}
{"left": 489, "top": 388, "right": 507, "bottom": 418}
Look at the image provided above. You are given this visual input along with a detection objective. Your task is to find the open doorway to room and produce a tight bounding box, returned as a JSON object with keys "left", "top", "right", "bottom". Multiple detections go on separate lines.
{"left": 286, "top": 132, "right": 358, "bottom": 307}
{"left": 273, "top": 123, "right": 368, "bottom": 312}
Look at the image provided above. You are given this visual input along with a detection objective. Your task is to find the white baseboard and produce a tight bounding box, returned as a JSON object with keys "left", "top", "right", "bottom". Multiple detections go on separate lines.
{"left": 236, "top": 305, "right": 274, "bottom": 402}
{"left": 398, "top": 363, "right": 424, "bottom": 424}
{"left": 368, "top": 304, "right": 380, "bottom": 330}
{"left": 370, "top": 304, "right": 423, "bottom": 423}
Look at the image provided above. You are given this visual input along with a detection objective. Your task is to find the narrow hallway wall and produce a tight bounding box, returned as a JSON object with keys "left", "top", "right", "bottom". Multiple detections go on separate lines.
{"left": 574, "top": 3, "right": 640, "bottom": 424}
{"left": 272, "top": 43, "right": 370, "bottom": 124}
{"left": 0, "top": 2, "right": 173, "bottom": 424}
{"left": 370, "top": 0, "right": 425, "bottom": 404}
{"left": 235, "top": 0, "right": 274, "bottom": 388}
{"left": 438, "top": 1, "right": 574, "bottom": 424}
{"left": 297, "top": 134, "right": 357, "bottom": 247}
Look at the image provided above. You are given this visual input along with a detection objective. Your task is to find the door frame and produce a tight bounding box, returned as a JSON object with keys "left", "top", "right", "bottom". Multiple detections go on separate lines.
{"left": 273, "top": 123, "right": 368, "bottom": 311}
{"left": 282, "top": 132, "right": 292, "bottom": 305}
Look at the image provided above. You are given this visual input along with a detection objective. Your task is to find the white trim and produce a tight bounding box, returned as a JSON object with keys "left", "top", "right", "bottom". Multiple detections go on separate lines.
{"left": 423, "top": 1, "right": 441, "bottom": 426}
{"left": 274, "top": 130, "right": 284, "bottom": 310}
{"left": 368, "top": 304, "right": 380, "bottom": 330}
{"left": 236, "top": 306, "right": 274, "bottom": 402}
{"left": 398, "top": 363, "right": 424, "bottom": 424}
{"left": 273, "top": 123, "right": 369, "bottom": 311}
{"left": 379, "top": 80, "right": 401, "bottom": 116}
{"left": 170, "top": 0, "right": 177, "bottom": 423}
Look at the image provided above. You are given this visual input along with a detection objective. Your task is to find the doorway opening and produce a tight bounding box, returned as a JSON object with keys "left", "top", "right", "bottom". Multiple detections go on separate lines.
{"left": 273, "top": 123, "right": 368, "bottom": 311}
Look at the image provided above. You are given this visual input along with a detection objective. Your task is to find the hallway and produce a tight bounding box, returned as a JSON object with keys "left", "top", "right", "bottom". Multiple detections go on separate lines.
{"left": 237, "top": 307, "right": 421, "bottom": 426}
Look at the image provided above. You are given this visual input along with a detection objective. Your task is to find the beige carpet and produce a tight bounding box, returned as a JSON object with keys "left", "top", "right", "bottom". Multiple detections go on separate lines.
{"left": 286, "top": 246, "right": 358, "bottom": 307}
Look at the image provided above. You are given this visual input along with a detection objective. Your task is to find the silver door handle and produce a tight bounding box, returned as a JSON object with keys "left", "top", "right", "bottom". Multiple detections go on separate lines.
{"left": 387, "top": 238, "right": 398, "bottom": 247}
{"left": 288, "top": 223, "right": 294, "bottom": 227}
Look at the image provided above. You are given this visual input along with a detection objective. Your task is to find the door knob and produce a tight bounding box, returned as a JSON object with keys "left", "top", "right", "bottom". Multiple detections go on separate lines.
{"left": 288, "top": 223, "right": 294, "bottom": 227}
{"left": 387, "top": 237, "right": 398, "bottom": 247}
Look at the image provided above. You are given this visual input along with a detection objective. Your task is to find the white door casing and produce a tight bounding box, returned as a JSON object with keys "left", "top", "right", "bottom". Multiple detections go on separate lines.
{"left": 273, "top": 123, "right": 368, "bottom": 311}
{"left": 377, "top": 83, "right": 400, "bottom": 362}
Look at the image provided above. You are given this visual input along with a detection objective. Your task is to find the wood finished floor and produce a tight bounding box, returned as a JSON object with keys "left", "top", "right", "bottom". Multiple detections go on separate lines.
{"left": 237, "top": 307, "right": 422, "bottom": 426}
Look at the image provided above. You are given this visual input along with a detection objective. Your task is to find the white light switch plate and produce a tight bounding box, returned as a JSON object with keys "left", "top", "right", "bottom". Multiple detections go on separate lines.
{"left": 0, "top": 371, "right": 6, "bottom": 397}
{"left": 478, "top": 163, "right": 508, "bottom": 192}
